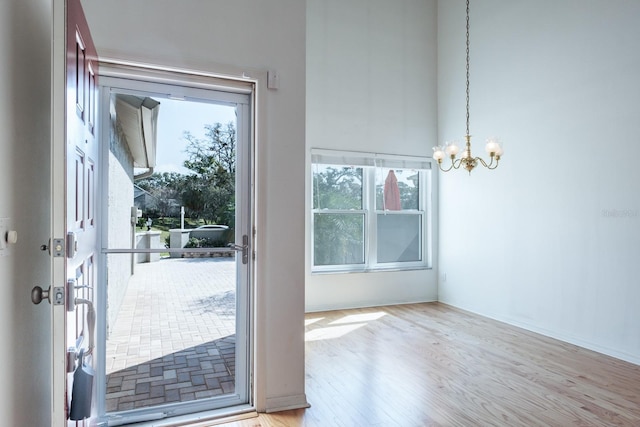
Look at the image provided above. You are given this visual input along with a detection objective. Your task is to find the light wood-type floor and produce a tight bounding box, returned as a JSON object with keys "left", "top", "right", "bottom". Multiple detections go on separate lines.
{"left": 204, "top": 302, "right": 640, "bottom": 426}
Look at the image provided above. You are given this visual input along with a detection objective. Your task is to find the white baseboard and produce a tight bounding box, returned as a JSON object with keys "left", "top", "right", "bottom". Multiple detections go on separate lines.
{"left": 440, "top": 302, "right": 640, "bottom": 367}
{"left": 264, "top": 394, "right": 310, "bottom": 413}
{"left": 505, "top": 316, "right": 640, "bottom": 366}
{"left": 305, "top": 297, "right": 437, "bottom": 313}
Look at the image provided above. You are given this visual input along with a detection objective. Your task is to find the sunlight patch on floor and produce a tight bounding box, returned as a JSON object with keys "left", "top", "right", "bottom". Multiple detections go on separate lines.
{"left": 305, "top": 323, "right": 366, "bottom": 341}
{"left": 305, "top": 317, "right": 325, "bottom": 326}
{"left": 329, "top": 311, "right": 386, "bottom": 325}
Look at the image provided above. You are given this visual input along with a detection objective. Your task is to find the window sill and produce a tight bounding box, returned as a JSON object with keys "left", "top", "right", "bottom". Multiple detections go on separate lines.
{"left": 311, "top": 265, "right": 431, "bottom": 275}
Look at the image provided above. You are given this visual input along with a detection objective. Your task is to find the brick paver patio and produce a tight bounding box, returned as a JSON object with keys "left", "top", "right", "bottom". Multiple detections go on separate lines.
{"left": 105, "top": 257, "right": 237, "bottom": 412}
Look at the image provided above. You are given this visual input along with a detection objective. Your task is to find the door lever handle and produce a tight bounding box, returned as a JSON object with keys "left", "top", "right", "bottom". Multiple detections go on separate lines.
{"left": 227, "top": 234, "right": 250, "bottom": 264}
{"left": 226, "top": 243, "right": 247, "bottom": 251}
{"left": 31, "top": 285, "right": 51, "bottom": 304}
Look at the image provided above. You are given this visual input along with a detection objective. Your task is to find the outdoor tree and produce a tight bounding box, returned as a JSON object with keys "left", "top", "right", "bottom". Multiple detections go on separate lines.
{"left": 135, "top": 121, "right": 236, "bottom": 230}
{"left": 182, "top": 121, "right": 236, "bottom": 227}
{"left": 312, "top": 166, "right": 364, "bottom": 265}
{"left": 136, "top": 171, "right": 185, "bottom": 218}
{"left": 312, "top": 166, "right": 420, "bottom": 266}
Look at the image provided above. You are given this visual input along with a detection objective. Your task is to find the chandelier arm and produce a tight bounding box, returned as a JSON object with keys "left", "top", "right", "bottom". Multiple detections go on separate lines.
{"left": 486, "top": 158, "right": 500, "bottom": 170}
{"left": 475, "top": 156, "right": 492, "bottom": 168}
{"left": 475, "top": 157, "right": 488, "bottom": 168}
{"left": 474, "top": 156, "right": 500, "bottom": 170}
{"left": 438, "top": 158, "right": 462, "bottom": 172}
{"left": 438, "top": 163, "right": 455, "bottom": 173}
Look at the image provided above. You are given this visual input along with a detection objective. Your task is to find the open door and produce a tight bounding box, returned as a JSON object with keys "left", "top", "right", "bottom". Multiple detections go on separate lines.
{"left": 97, "top": 75, "right": 254, "bottom": 425}
{"left": 40, "top": 2, "right": 254, "bottom": 425}
{"left": 49, "top": 0, "right": 100, "bottom": 425}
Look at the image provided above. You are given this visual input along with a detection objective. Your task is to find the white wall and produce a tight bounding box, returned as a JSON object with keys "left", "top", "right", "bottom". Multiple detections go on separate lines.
{"left": 437, "top": 0, "right": 640, "bottom": 364}
{"left": 305, "top": 0, "right": 439, "bottom": 311}
{"left": 81, "top": 0, "right": 307, "bottom": 412}
{"left": 0, "top": 0, "right": 52, "bottom": 424}
{"left": 3, "top": 1, "right": 636, "bottom": 423}
{"left": 106, "top": 106, "right": 134, "bottom": 334}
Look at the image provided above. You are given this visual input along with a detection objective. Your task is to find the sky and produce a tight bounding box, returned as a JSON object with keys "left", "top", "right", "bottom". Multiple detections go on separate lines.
{"left": 152, "top": 98, "right": 236, "bottom": 175}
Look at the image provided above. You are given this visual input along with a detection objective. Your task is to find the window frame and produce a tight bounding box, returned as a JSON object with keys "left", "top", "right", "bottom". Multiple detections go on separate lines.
{"left": 311, "top": 149, "right": 434, "bottom": 274}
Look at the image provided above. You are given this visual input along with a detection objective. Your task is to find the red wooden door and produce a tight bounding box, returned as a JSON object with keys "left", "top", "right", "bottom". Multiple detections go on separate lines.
{"left": 52, "top": 0, "right": 100, "bottom": 425}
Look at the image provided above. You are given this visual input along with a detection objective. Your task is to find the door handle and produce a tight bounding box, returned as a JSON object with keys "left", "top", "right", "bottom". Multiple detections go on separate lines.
{"left": 227, "top": 234, "right": 249, "bottom": 264}
{"left": 31, "top": 285, "right": 65, "bottom": 305}
{"left": 31, "top": 285, "right": 50, "bottom": 304}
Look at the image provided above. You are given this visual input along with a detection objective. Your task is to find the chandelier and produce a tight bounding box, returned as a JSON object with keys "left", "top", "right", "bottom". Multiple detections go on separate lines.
{"left": 432, "top": 0, "right": 503, "bottom": 174}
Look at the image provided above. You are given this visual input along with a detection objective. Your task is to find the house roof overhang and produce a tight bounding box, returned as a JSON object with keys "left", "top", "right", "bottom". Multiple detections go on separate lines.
{"left": 114, "top": 94, "right": 160, "bottom": 169}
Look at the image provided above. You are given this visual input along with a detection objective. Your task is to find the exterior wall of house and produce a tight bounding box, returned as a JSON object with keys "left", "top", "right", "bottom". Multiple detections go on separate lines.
{"left": 437, "top": 0, "right": 640, "bottom": 365}
{"left": 107, "top": 104, "right": 135, "bottom": 334}
{"left": 0, "top": 0, "right": 53, "bottom": 424}
{"left": 81, "top": 0, "right": 308, "bottom": 412}
{"left": 305, "top": 0, "right": 439, "bottom": 311}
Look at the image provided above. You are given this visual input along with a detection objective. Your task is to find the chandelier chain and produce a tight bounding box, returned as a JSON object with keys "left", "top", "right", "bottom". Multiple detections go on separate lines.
{"left": 432, "top": 0, "right": 503, "bottom": 174}
{"left": 465, "top": 0, "right": 470, "bottom": 137}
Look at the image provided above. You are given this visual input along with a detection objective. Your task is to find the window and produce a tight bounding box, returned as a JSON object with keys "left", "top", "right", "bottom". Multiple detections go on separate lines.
{"left": 311, "top": 150, "right": 433, "bottom": 272}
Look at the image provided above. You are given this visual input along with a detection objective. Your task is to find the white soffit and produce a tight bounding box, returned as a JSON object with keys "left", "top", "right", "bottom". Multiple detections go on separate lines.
{"left": 114, "top": 94, "right": 160, "bottom": 168}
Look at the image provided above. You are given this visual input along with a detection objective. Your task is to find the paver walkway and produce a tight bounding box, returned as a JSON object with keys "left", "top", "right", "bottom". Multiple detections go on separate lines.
{"left": 105, "top": 257, "right": 237, "bottom": 412}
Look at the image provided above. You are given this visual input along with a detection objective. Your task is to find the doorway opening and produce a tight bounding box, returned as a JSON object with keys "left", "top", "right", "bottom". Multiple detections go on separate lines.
{"left": 97, "top": 73, "right": 254, "bottom": 425}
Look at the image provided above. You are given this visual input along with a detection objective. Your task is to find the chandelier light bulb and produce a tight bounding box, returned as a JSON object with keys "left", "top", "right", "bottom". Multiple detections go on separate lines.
{"left": 485, "top": 137, "right": 500, "bottom": 155}
{"left": 432, "top": 146, "right": 445, "bottom": 161}
{"left": 445, "top": 141, "right": 460, "bottom": 157}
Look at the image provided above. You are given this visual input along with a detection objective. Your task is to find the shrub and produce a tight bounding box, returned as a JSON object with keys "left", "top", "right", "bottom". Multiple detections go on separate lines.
{"left": 184, "top": 237, "right": 227, "bottom": 248}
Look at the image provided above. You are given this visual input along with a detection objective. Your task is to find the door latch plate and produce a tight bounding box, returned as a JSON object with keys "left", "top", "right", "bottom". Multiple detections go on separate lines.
{"left": 52, "top": 286, "right": 65, "bottom": 305}
{"left": 52, "top": 238, "right": 65, "bottom": 257}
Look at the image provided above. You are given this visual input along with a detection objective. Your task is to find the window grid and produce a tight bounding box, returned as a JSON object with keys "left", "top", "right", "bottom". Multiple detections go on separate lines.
{"left": 312, "top": 157, "right": 432, "bottom": 273}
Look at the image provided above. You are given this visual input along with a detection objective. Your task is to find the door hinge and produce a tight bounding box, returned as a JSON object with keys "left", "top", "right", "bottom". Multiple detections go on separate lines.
{"left": 66, "top": 231, "right": 77, "bottom": 258}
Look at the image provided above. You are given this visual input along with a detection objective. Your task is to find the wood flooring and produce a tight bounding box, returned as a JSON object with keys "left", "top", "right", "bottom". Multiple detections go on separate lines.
{"left": 204, "top": 302, "right": 640, "bottom": 426}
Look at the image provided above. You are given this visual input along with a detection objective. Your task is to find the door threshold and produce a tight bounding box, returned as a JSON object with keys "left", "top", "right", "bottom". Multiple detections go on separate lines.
{"left": 178, "top": 409, "right": 258, "bottom": 427}
{"left": 105, "top": 405, "right": 257, "bottom": 427}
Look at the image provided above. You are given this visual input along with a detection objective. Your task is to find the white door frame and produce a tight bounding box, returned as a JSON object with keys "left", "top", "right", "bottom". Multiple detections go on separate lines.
{"left": 50, "top": 1, "right": 67, "bottom": 426}
{"left": 96, "top": 63, "right": 257, "bottom": 425}
{"left": 51, "top": 49, "right": 259, "bottom": 425}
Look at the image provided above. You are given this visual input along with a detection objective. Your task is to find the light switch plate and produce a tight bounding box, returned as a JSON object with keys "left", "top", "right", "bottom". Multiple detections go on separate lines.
{"left": 267, "top": 70, "right": 280, "bottom": 89}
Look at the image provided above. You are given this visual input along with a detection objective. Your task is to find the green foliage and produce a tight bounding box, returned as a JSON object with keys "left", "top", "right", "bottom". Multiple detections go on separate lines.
{"left": 311, "top": 166, "right": 420, "bottom": 266}
{"left": 135, "top": 121, "right": 236, "bottom": 228}
{"left": 312, "top": 166, "right": 363, "bottom": 209}
{"left": 137, "top": 172, "right": 186, "bottom": 218}
{"left": 184, "top": 237, "right": 227, "bottom": 249}
{"left": 182, "top": 122, "right": 236, "bottom": 227}
{"left": 313, "top": 213, "right": 364, "bottom": 266}
{"left": 153, "top": 217, "right": 180, "bottom": 230}
{"left": 136, "top": 217, "right": 146, "bottom": 229}
{"left": 312, "top": 166, "right": 364, "bottom": 265}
